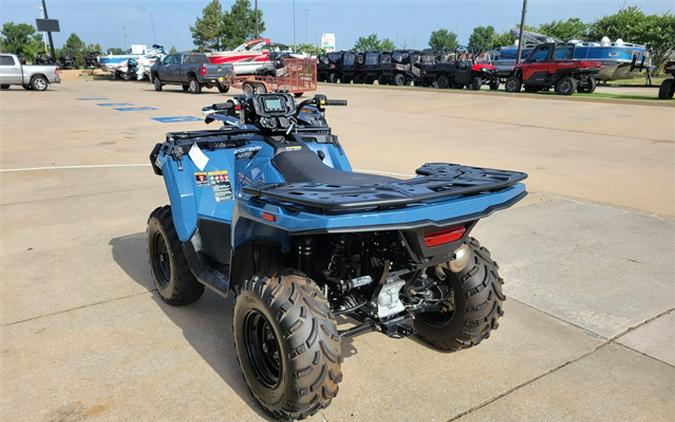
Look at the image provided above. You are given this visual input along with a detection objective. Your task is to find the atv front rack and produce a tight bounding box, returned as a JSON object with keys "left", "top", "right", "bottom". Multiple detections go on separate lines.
{"left": 243, "top": 163, "right": 527, "bottom": 212}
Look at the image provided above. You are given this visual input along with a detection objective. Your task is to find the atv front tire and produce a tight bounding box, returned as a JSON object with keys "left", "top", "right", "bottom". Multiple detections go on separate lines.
{"left": 234, "top": 272, "right": 342, "bottom": 420}
{"left": 147, "top": 206, "right": 204, "bottom": 305}
{"left": 415, "top": 237, "right": 505, "bottom": 352}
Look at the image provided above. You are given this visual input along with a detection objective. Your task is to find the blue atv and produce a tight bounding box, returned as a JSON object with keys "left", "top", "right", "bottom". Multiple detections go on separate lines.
{"left": 147, "top": 93, "right": 527, "bottom": 419}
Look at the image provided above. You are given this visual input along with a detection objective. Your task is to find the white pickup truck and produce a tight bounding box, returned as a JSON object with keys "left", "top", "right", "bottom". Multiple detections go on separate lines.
{"left": 0, "top": 53, "right": 61, "bottom": 91}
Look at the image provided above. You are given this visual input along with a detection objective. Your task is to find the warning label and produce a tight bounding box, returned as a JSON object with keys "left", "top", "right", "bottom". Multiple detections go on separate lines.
{"left": 208, "top": 170, "right": 233, "bottom": 202}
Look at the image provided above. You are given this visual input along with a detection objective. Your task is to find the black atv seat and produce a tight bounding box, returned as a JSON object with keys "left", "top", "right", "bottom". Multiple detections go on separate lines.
{"left": 272, "top": 148, "right": 398, "bottom": 185}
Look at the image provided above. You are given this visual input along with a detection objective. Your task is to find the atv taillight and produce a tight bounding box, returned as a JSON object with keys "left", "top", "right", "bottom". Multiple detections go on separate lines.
{"left": 200, "top": 65, "right": 207, "bottom": 76}
{"left": 424, "top": 226, "right": 466, "bottom": 248}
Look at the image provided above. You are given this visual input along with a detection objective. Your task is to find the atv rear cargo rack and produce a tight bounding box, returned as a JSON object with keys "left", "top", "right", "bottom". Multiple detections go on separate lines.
{"left": 243, "top": 163, "right": 527, "bottom": 212}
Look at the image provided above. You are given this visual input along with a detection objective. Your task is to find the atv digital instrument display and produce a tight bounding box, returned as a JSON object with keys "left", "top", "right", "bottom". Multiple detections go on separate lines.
{"left": 262, "top": 96, "right": 284, "bottom": 112}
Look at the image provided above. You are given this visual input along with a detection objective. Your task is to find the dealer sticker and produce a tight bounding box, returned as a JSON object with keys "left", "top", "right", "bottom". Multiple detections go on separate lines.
{"left": 208, "top": 170, "right": 233, "bottom": 202}
{"left": 194, "top": 172, "right": 209, "bottom": 186}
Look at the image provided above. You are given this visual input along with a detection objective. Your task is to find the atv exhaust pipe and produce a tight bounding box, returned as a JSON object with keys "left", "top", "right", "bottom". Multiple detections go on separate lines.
{"left": 435, "top": 244, "right": 472, "bottom": 278}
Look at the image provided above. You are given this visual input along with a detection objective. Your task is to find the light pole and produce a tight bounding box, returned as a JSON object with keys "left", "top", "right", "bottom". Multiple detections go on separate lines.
{"left": 135, "top": 2, "right": 156, "bottom": 44}
{"left": 515, "top": 0, "right": 528, "bottom": 65}
{"left": 304, "top": 9, "right": 309, "bottom": 44}
{"left": 40, "top": 0, "right": 56, "bottom": 60}
{"left": 255, "top": 0, "right": 259, "bottom": 38}
{"left": 292, "top": 0, "right": 296, "bottom": 47}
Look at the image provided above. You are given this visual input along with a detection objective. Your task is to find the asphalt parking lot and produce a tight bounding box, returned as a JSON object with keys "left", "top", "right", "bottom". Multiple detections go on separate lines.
{"left": 1, "top": 79, "right": 673, "bottom": 421}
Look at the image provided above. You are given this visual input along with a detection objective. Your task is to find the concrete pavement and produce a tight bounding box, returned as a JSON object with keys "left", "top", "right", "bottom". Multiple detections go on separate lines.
{"left": 0, "top": 79, "right": 673, "bottom": 421}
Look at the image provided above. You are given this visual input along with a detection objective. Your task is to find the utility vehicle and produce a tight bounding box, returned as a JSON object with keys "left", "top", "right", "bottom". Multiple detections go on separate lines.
{"left": 504, "top": 43, "right": 601, "bottom": 95}
{"left": 378, "top": 50, "right": 424, "bottom": 86}
{"left": 337, "top": 51, "right": 364, "bottom": 84}
{"left": 658, "top": 56, "right": 675, "bottom": 100}
{"left": 317, "top": 52, "right": 343, "bottom": 83}
{"left": 423, "top": 48, "right": 499, "bottom": 90}
{"left": 147, "top": 93, "right": 527, "bottom": 420}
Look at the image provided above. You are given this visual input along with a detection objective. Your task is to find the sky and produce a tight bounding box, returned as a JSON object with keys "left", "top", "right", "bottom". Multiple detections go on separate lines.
{"left": 1, "top": 0, "right": 672, "bottom": 51}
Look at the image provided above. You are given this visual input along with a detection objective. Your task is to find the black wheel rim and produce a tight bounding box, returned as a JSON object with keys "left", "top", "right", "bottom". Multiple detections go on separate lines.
{"left": 243, "top": 310, "right": 282, "bottom": 389}
{"left": 152, "top": 232, "right": 171, "bottom": 287}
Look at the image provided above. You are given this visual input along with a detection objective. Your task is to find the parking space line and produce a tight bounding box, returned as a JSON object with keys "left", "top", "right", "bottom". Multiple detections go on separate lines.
{"left": 0, "top": 164, "right": 150, "bottom": 173}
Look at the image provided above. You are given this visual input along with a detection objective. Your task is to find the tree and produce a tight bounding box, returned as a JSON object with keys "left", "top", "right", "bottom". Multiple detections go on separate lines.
{"left": 468, "top": 26, "right": 497, "bottom": 51}
{"left": 379, "top": 38, "right": 395, "bottom": 51}
{"left": 222, "top": 0, "right": 265, "bottom": 50}
{"left": 537, "top": 18, "right": 588, "bottom": 41}
{"left": 353, "top": 33, "right": 394, "bottom": 51}
{"left": 428, "top": 29, "right": 458, "bottom": 52}
{"left": 107, "top": 47, "right": 126, "bottom": 55}
{"left": 168, "top": 46, "right": 178, "bottom": 54}
{"left": 589, "top": 7, "right": 675, "bottom": 69}
{"left": 190, "top": 0, "right": 225, "bottom": 51}
{"left": 61, "top": 33, "right": 86, "bottom": 67}
{"left": 292, "top": 43, "right": 325, "bottom": 56}
{"left": 0, "top": 22, "right": 45, "bottom": 60}
{"left": 494, "top": 31, "right": 515, "bottom": 47}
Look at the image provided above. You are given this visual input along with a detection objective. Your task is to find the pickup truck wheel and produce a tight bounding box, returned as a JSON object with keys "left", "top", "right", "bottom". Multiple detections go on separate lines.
{"left": 188, "top": 78, "right": 202, "bottom": 94}
{"left": 153, "top": 76, "right": 162, "bottom": 91}
{"left": 217, "top": 83, "right": 229, "bottom": 93}
{"left": 505, "top": 76, "right": 522, "bottom": 92}
{"left": 0, "top": 84, "right": 9, "bottom": 90}
{"left": 31, "top": 75, "right": 48, "bottom": 91}
{"left": 147, "top": 206, "right": 204, "bottom": 306}
{"left": 233, "top": 271, "right": 342, "bottom": 420}
{"left": 555, "top": 77, "right": 577, "bottom": 95}
{"left": 658, "top": 79, "right": 674, "bottom": 99}
{"left": 415, "top": 237, "right": 504, "bottom": 352}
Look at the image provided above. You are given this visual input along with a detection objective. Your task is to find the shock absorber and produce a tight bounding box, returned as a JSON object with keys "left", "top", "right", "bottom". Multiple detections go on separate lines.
{"left": 296, "top": 237, "right": 314, "bottom": 275}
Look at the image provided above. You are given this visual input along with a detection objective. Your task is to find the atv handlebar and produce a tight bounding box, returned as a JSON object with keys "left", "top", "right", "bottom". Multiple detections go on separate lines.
{"left": 325, "top": 99, "right": 347, "bottom": 106}
{"left": 202, "top": 102, "right": 234, "bottom": 113}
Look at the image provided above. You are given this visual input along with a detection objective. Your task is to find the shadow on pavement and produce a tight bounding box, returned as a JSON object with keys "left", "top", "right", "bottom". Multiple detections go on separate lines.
{"left": 109, "top": 232, "right": 271, "bottom": 420}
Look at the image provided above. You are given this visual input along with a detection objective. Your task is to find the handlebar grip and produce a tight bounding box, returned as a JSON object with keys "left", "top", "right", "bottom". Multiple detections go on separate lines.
{"left": 202, "top": 103, "right": 233, "bottom": 112}
{"left": 326, "top": 99, "right": 347, "bottom": 106}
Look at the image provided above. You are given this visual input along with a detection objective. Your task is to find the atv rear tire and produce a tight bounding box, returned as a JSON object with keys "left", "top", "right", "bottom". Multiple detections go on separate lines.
{"left": 415, "top": 237, "right": 505, "bottom": 352}
{"left": 147, "top": 206, "right": 204, "bottom": 306}
{"left": 658, "top": 79, "right": 674, "bottom": 99}
{"left": 505, "top": 76, "right": 522, "bottom": 92}
{"left": 470, "top": 76, "right": 482, "bottom": 91}
{"left": 234, "top": 271, "right": 342, "bottom": 420}
{"left": 555, "top": 77, "right": 577, "bottom": 95}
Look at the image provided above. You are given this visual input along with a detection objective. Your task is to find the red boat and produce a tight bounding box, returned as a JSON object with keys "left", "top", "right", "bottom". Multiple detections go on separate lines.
{"left": 207, "top": 38, "right": 307, "bottom": 75}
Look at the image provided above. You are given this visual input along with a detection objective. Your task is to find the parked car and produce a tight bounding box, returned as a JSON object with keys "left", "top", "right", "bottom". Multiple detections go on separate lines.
{"left": 504, "top": 43, "right": 602, "bottom": 95}
{"left": 150, "top": 52, "right": 234, "bottom": 94}
{"left": 0, "top": 53, "right": 61, "bottom": 91}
